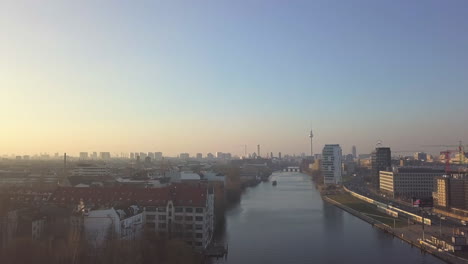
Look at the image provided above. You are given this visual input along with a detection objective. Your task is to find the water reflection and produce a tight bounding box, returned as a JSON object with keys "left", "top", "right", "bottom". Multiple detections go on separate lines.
{"left": 216, "top": 172, "right": 443, "bottom": 264}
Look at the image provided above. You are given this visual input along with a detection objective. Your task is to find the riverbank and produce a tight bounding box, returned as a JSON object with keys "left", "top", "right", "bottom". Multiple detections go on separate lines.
{"left": 323, "top": 192, "right": 468, "bottom": 264}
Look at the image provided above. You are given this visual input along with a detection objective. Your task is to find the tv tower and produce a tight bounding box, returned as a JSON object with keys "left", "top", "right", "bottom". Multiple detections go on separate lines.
{"left": 309, "top": 129, "right": 313, "bottom": 157}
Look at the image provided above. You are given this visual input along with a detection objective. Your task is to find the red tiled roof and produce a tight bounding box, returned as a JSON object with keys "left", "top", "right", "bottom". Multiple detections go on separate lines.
{"left": 49, "top": 183, "right": 208, "bottom": 207}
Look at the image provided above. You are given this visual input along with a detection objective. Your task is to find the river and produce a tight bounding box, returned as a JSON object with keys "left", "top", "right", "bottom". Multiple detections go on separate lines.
{"left": 216, "top": 171, "right": 444, "bottom": 264}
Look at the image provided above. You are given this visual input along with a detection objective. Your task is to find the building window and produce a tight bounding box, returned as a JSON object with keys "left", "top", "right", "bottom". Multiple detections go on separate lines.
{"left": 185, "top": 216, "right": 193, "bottom": 221}
{"left": 159, "top": 215, "right": 166, "bottom": 221}
{"left": 175, "top": 207, "right": 183, "bottom": 213}
{"left": 195, "top": 224, "right": 203, "bottom": 230}
{"left": 185, "top": 224, "right": 193, "bottom": 230}
{"left": 195, "top": 233, "right": 203, "bottom": 238}
{"left": 195, "top": 208, "right": 203, "bottom": 213}
{"left": 146, "top": 206, "right": 157, "bottom": 212}
{"left": 185, "top": 208, "right": 193, "bottom": 213}
{"left": 195, "top": 242, "right": 202, "bottom": 247}
{"left": 158, "top": 223, "right": 166, "bottom": 229}
{"left": 195, "top": 216, "right": 203, "bottom": 222}
{"left": 175, "top": 215, "right": 183, "bottom": 221}
{"left": 158, "top": 207, "right": 166, "bottom": 212}
{"left": 146, "top": 215, "right": 156, "bottom": 221}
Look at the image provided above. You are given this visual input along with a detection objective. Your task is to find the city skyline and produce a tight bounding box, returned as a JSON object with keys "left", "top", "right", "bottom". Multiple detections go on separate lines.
{"left": 2, "top": 0, "right": 468, "bottom": 156}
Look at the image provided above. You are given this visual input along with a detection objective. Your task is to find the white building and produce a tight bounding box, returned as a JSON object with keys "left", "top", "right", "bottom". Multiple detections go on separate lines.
{"left": 321, "top": 144, "right": 342, "bottom": 185}
{"left": 71, "top": 166, "right": 110, "bottom": 177}
{"left": 84, "top": 205, "right": 144, "bottom": 247}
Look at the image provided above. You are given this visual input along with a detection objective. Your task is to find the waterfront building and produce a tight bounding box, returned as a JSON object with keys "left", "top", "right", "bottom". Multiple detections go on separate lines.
{"left": 379, "top": 167, "right": 444, "bottom": 199}
{"left": 51, "top": 184, "right": 215, "bottom": 249}
{"left": 321, "top": 144, "right": 342, "bottom": 185}
{"left": 371, "top": 147, "right": 392, "bottom": 188}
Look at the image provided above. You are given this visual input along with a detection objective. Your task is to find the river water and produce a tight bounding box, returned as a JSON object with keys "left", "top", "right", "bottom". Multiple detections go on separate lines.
{"left": 216, "top": 171, "right": 444, "bottom": 264}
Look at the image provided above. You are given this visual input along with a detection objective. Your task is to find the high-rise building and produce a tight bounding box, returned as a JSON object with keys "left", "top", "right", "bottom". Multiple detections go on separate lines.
{"left": 278, "top": 152, "right": 282, "bottom": 160}
{"left": 79, "top": 152, "right": 89, "bottom": 160}
{"left": 148, "top": 152, "right": 155, "bottom": 160}
{"left": 100, "top": 152, "right": 111, "bottom": 160}
{"left": 352, "top": 145, "right": 357, "bottom": 159}
{"left": 91, "top": 152, "right": 98, "bottom": 159}
{"left": 196, "top": 153, "right": 203, "bottom": 159}
{"left": 154, "top": 152, "right": 163, "bottom": 160}
{"left": 130, "top": 152, "right": 135, "bottom": 159}
{"left": 139, "top": 152, "right": 147, "bottom": 159}
{"left": 321, "top": 144, "right": 342, "bottom": 185}
{"left": 371, "top": 147, "right": 391, "bottom": 188}
{"left": 207, "top": 153, "right": 214, "bottom": 159}
{"left": 180, "top": 153, "right": 189, "bottom": 160}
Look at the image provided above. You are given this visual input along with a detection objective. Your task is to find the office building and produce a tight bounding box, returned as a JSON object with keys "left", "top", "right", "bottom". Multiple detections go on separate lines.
{"left": 99, "top": 152, "right": 111, "bottom": 160}
{"left": 321, "top": 144, "right": 342, "bottom": 185}
{"left": 371, "top": 147, "right": 392, "bottom": 188}
{"left": 154, "top": 152, "right": 163, "bottom": 160}
{"left": 379, "top": 167, "right": 444, "bottom": 199}
{"left": 79, "top": 152, "right": 88, "bottom": 160}
{"left": 435, "top": 177, "right": 468, "bottom": 210}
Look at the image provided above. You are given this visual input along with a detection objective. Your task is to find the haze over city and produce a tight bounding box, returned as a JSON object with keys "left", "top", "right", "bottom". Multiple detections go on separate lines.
{"left": 2, "top": 0, "right": 468, "bottom": 157}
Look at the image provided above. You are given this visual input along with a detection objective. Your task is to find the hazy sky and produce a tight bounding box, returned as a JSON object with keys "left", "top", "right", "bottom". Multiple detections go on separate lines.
{"left": 1, "top": 0, "right": 468, "bottom": 157}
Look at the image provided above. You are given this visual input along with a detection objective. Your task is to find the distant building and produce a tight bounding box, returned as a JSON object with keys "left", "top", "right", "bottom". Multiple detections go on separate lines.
{"left": 91, "top": 152, "right": 98, "bottom": 159}
{"left": 71, "top": 165, "right": 110, "bottom": 177}
{"left": 180, "top": 153, "right": 190, "bottom": 160}
{"left": 379, "top": 167, "right": 444, "bottom": 199}
{"left": 139, "top": 152, "right": 147, "bottom": 159}
{"left": 130, "top": 152, "right": 135, "bottom": 159}
{"left": 278, "top": 152, "right": 282, "bottom": 160}
{"left": 414, "top": 152, "right": 428, "bottom": 161}
{"left": 148, "top": 152, "right": 155, "bottom": 160}
{"left": 154, "top": 152, "right": 163, "bottom": 160}
{"left": 207, "top": 153, "right": 214, "bottom": 159}
{"left": 79, "top": 152, "right": 89, "bottom": 160}
{"left": 371, "top": 147, "right": 391, "bottom": 188}
{"left": 321, "top": 144, "right": 342, "bottom": 185}
{"left": 196, "top": 153, "right": 203, "bottom": 159}
{"left": 352, "top": 145, "right": 357, "bottom": 159}
{"left": 99, "top": 152, "right": 111, "bottom": 160}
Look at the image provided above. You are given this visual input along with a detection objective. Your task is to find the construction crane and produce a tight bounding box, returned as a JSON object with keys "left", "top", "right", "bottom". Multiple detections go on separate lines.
{"left": 422, "top": 141, "right": 467, "bottom": 166}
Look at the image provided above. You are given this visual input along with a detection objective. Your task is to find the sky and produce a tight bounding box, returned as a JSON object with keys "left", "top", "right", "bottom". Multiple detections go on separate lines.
{"left": 1, "top": 0, "right": 468, "bottom": 157}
